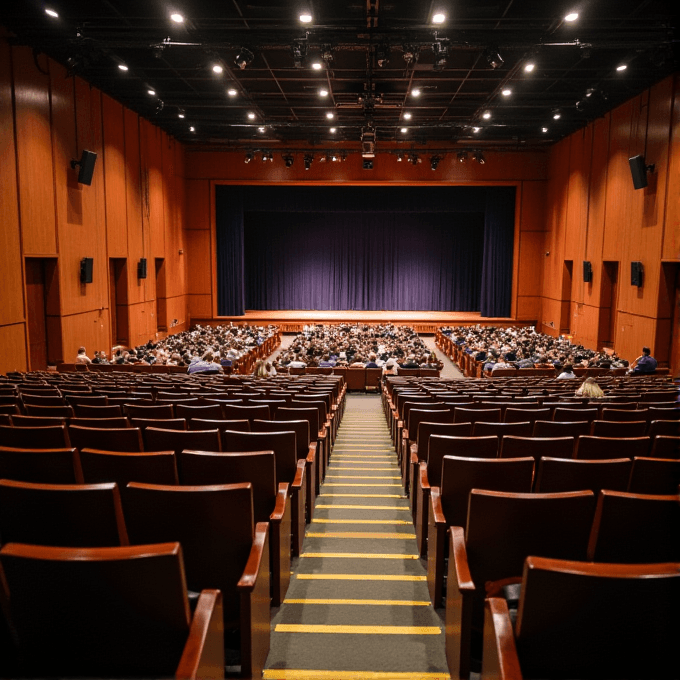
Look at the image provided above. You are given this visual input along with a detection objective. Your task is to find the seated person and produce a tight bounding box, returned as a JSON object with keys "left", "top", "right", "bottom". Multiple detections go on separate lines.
{"left": 365, "top": 353, "right": 379, "bottom": 368}
{"left": 75, "top": 347, "right": 91, "bottom": 364}
{"left": 630, "top": 346, "right": 657, "bottom": 374}
{"left": 187, "top": 351, "right": 223, "bottom": 374}
{"left": 575, "top": 376, "right": 605, "bottom": 398}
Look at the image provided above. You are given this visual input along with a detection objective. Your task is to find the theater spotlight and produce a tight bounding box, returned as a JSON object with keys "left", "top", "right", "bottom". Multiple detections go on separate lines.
{"left": 304, "top": 154, "right": 313, "bottom": 170}
{"left": 291, "top": 41, "right": 308, "bottom": 68}
{"left": 485, "top": 47, "right": 504, "bottom": 69}
{"left": 472, "top": 150, "right": 486, "bottom": 164}
{"left": 432, "top": 42, "right": 448, "bottom": 71}
{"left": 402, "top": 44, "right": 418, "bottom": 65}
{"left": 244, "top": 152, "right": 254, "bottom": 163}
{"left": 283, "top": 154, "right": 295, "bottom": 168}
{"left": 261, "top": 151, "right": 273, "bottom": 162}
{"left": 376, "top": 43, "right": 390, "bottom": 67}
{"left": 234, "top": 47, "right": 254, "bottom": 70}
{"left": 430, "top": 155, "right": 442, "bottom": 170}
{"left": 457, "top": 150, "right": 468, "bottom": 163}
{"left": 320, "top": 44, "right": 334, "bottom": 63}
{"left": 396, "top": 152, "right": 404, "bottom": 162}
{"left": 408, "top": 153, "right": 421, "bottom": 165}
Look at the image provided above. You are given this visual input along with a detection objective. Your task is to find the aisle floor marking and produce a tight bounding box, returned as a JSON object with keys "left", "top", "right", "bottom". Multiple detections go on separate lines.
{"left": 264, "top": 671, "right": 449, "bottom": 679}
{"left": 283, "top": 598, "right": 429, "bottom": 605}
{"left": 296, "top": 573, "right": 426, "bottom": 581}
{"left": 319, "top": 494, "right": 404, "bottom": 498}
{"left": 325, "top": 475, "right": 401, "bottom": 480}
{"left": 314, "top": 505, "right": 408, "bottom": 510}
{"left": 275, "top": 624, "right": 441, "bottom": 635}
{"left": 323, "top": 483, "right": 402, "bottom": 487}
{"left": 328, "top": 467, "right": 397, "bottom": 471}
{"left": 312, "top": 519, "right": 411, "bottom": 525}
{"left": 306, "top": 532, "right": 415, "bottom": 539}
{"left": 300, "top": 552, "right": 418, "bottom": 559}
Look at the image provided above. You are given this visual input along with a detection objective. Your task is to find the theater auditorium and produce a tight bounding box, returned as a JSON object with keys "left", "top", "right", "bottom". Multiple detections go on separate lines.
{"left": 0, "top": 1, "right": 679, "bottom": 679}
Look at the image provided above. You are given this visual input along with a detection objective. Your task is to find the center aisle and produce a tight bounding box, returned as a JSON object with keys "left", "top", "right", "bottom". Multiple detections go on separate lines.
{"left": 264, "top": 393, "right": 450, "bottom": 680}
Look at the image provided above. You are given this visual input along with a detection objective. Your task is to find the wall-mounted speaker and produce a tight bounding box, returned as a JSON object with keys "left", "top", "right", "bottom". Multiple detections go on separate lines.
{"left": 70, "top": 150, "right": 98, "bottom": 185}
{"left": 80, "top": 257, "right": 93, "bottom": 284}
{"left": 628, "top": 154, "right": 652, "bottom": 190}
{"left": 582, "top": 260, "right": 593, "bottom": 283}
{"left": 137, "top": 258, "right": 147, "bottom": 279}
{"left": 631, "top": 261, "right": 644, "bottom": 287}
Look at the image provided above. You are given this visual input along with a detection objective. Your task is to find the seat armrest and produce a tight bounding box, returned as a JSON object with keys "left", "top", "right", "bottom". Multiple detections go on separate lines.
{"left": 176, "top": 589, "right": 225, "bottom": 680}
{"left": 430, "top": 487, "right": 446, "bottom": 526}
{"left": 270, "top": 482, "right": 290, "bottom": 522}
{"left": 481, "top": 598, "right": 523, "bottom": 680}
{"left": 293, "top": 459, "right": 305, "bottom": 491}
{"left": 446, "top": 526, "right": 475, "bottom": 680}
{"left": 237, "top": 521, "right": 269, "bottom": 592}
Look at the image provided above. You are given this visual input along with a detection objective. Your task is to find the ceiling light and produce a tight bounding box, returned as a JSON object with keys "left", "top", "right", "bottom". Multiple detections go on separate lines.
{"left": 304, "top": 154, "right": 313, "bottom": 170}
{"left": 177, "top": 108, "right": 185, "bottom": 119}
{"left": 564, "top": 12, "right": 579, "bottom": 22}
{"left": 542, "top": 127, "right": 548, "bottom": 133}
{"left": 45, "top": 8, "right": 58, "bottom": 18}
{"left": 502, "top": 88, "right": 512, "bottom": 96}
{"left": 154, "top": 100, "right": 164, "bottom": 114}
{"left": 189, "top": 126, "right": 195, "bottom": 132}
{"left": 457, "top": 151, "right": 468, "bottom": 163}
{"left": 244, "top": 153, "right": 253, "bottom": 164}
{"left": 411, "top": 88, "right": 421, "bottom": 97}
{"left": 299, "top": 13, "right": 312, "bottom": 23}
{"left": 553, "top": 110, "right": 561, "bottom": 119}
{"left": 319, "top": 88, "right": 329, "bottom": 97}
{"left": 575, "top": 99, "right": 586, "bottom": 111}
{"left": 212, "top": 64, "right": 223, "bottom": 74}
{"left": 402, "top": 45, "right": 418, "bottom": 66}
{"left": 330, "top": 127, "right": 336, "bottom": 133}
{"left": 616, "top": 64, "right": 627, "bottom": 71}
{"left": 485, "top": 48, "right": 504, "bottom": 69}
{"left": 403, "top": 112, "right": 412, "bottom": 120}
{"left": 432, "top": 12, "right": 446, "bottom": 24}
{"left": 227, "top": 88, "right": 238, "bottom": 96}
{"left": 472, "top": 150, "right": 486, "bottom": 164}
{"left": 234, "top": 48, "right": 254, "bottom": 70}
{"left": 401, "top": 127, "right": 408, "bottom": 133}
{"left": 118, "top": 64, "right": 129, "bottom": 71}
{"left": 258, "top": 126, "right": 265, "bottom": 132}
{"left": 430, "top": 156, "right": 442, "bottom": 170}
{"left": 247, "top": 112, "right": 256, "bottom": 119}
{"left": 311, "top": 61, "right": 323, "bottom": 70}
{"left": 147, "top": 89, "right": 156, "bottom": 96}
{"left": 473, "top": 127, "right": 481, "bottom": 133}
{"left": 524, "top": 62, "right": 535, "bottom": 72}
{"left": 482, "top": 111, "right": 491, "bottom": 119}
{"left": 326, "top": 112, "right": 334, "bottom": 119}
{"left": 170, "top": 13, "right": 184, "bottom": 23}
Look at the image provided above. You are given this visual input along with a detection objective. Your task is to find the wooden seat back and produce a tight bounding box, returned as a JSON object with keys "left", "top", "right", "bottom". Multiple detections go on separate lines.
{"left": 536, "top": 457, "right": 633, "bottom": 494}
{"left": 0, "top": 446, "right": 83, "bottom": 484}
{"left": 553, "top": 407, "right": 598, "bottom": 423}
{"left": 68, "top": 425, "right": 143, "bottom": 452}
{"left": 453, "top": 407, "right": 501, "bottom": 424}
{"left": 533, "top": 420, "right": 590, "bottom": 438}
{"left": 504, "top": 407, "right": 552, "bottom": 423}
{"left": 174, "top": 403, "right": 224, "bottom": 420}
{"left": 575, "top": 435, "right": 650, "bottom": 460}
{"left": 416, "top": 422, "right": 473, "bottom": 463}
{"left": 649, "top": 435, "right": 680, "bottom": 459}
{"left": 590, "top": 419, "right": 648, "bottom": 438}
{"left": 628, "top": 456, "right": 680, "bottom": 494}
{"left": 0, "top": 424, "right": 70, "bottom": 449}
{"left": 472, "top": 421, "right": 533, "bottom": 438}
{"left": 80, "top": 449, "right": 179, "bottom": 487}
{"left": 222, "top": 403, "right": 272, "bottom": 422}
{"left": 125, "top": 403, "right": 175, "bottom": 419}
{"left": 500, "top": 436, "right": 575, "bottom": 462}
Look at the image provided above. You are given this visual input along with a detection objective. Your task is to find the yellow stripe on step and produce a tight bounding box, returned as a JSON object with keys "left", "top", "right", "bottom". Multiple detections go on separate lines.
{"left": 275, "top": 624, "right": 441, "bottom": 635}
{"left": 264, "top": 671, "right": 449, "bottom": 679}
{"left": 306, "top": 532, "right": 415, "bottom": 539}
{"left": 283, "top": 598, "right": 430, "bottom": 605}
{"left": 301, "top": 553, "right": 418, "bottom": 559}
{"left": 318, "top": 494, "right": 404, "bottom": 498}
{"left": 296, "top": 573, "right": 426, "bottom": 581}
{"left": 312, "top": 519, "right": 412, "bottom": 525}
{"left": 322, "top": 484, "right": 403, "bottom": 487}
{"left": 314, "top": 505, "right": 408, "bottom": 510}
{"left": 325, "top": 475, "right": 401, "bottom": 480}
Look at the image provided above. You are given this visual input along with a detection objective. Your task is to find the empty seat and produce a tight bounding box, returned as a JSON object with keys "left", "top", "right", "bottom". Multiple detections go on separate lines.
{"left": 590, "top": 420, "right": 648, "bottom": 438}
{"left": 482, "top": 557, "right": 680, "bottom": 680}
{"left": 648, "top": 420, "right": 680, "bottom": 438}
{"left": 175, "top": 403, "right": 224, "bottom": 421}
{"left": 553, "top": 407, "right": 599, "bottom": 423}
{"left": 24, "top": 404, "right": 75, "bottom": 418}
{"left": 70, "top": 417, "right": 131, "bottom": 429}
{"left": 649, "top": 435, "right": 680, "bottom": 459}
{"left": 10, "top": 414, "right": 67, "bottom": 427}
{"left": 601, "top": 408, "right": 650, "bottom": 422}
{"left": 500, "top": 436, "right": 575, "bottom": 462}
{"left": 125, "top": 403, "right": 175, "bottom": 419}
{"left": 143, "top": 427, "right": 221, "bottom": 469}
{"left": 72, "top": 404, "right": 123, "bottom": 419}
{"left": 628, "top": 456, "right": 680, "bottom": 495}
{"left": 80, "top": 448, "right": 179, "bottom": 487}
{"left": 0, "top": 424, "right": 70, "bottom": 449}
{"left": 68, "top": 425, "right": 144, "bottom": 453}
{"left": 0, "top": 479, "right": 128, "bottom": 546}
{"left": 453, "top": 407, "right": 501, "bottom": 424}
{"left": 0, "top": 542, "right": 224, "bottom": 677}
{"left": 535, "top": 457, "right": 633, "bottom": 495}
{"left": 122, "top": 482, "right": 270, "bottom": 678}
{"left": 472, "top": 421, "right": 532, "bottom": 438}
{"left": 533, "top": 420, "right": 590, "bottom": 438}
{"left": 400, "top": 408, "right": 453, "bottom": 488}
{"left": 0, "top": 446, "right": 83, "bottom": 484}
{"left": 575, "top": 436, "right": 650, "bottom": 460}
{"left": 189, "top": 417, "right": 251, "bottom": 432}
{"left": 222, "top": 403, "right": 271, "bottom": 422}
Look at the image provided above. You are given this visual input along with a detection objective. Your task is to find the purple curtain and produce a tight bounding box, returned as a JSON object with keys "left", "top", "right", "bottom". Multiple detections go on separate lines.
{"left": 216, "top": 186, "right": 515, "bottom": 316}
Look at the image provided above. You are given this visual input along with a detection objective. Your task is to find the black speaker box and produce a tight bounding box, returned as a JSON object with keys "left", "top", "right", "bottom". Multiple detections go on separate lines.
{"left": 583, "top": 260, "right": 593, "bottom": 283}
{"left": 137, "top": 258, "right": 147, "bottom": 279}
{"left": 628, "top": 155, "right": 648, "bottom": 190}
{"left": 76, "top": 150, "right": 98, "bottom": 185}
{"left": 631, "top": 261, "right": 644, "bottom": 287}
{"left": 80, "top": 257, "right": 93, "bottom": 284}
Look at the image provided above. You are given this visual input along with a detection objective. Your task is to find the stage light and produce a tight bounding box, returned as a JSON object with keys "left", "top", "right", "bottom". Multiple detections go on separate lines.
{"left": 244, "top": 153, "right": 253, "bottom": 163}
{"left": 472, "top": 150, "right": 485, "bottom": 164}
{"left": 234, "top": 48, "right": 254, "bottom": 70}
{"left": 247, "top": 112, "right": 256, "bottom": 120}
{"left": 542, "top": 127, "right": 549, "bottom": 133}
{"left": 118, "top": 64, "right": 129, "bottom": 71}
{"left": 376, "top": 44, "right": 390, "bottom": 67}
{"left": 299, "top": 12, "right": 312, "bottom": 23}
{"left": 457, "top": 151, "right": 468, "bottom": 163}
{"left": 402, "top": 45, "right": 418, "bottom": 65}
{"left": 212, "top": 64, "right": 223, "bottom": 74}
{"left": 502, "top": 88, "right": 512, "bottom": 96}
{"left": 397, "top": 153, "right": 404, "bottom": 162}
{"left": 319, "top": 88, "right": 329, "bottom": 97}
{"left": 227, "top": 88, "right": 238, "bottom": 96}
{"left": 430, "top": 156, "right": 442, "bottom": 170}
{"left": 258, "top": 126, "right": 265, "bottom": 132}
{"left": 564, "top": 12, "right": 579, "bottom": 22}
{"left": 177, "top": 108, "right": 185, "bottom": 118}
{"left": 304, "top": 154, "right": 313, "bottom": 170}
{"left": 400, "top": 127, "right": 408, "bottom": 133}
{"left": 616, "top": 64, "right": 627, "bottom": 71}
{"left": 170, "top": 13, "right": 184, "bottom": 23}
{"left": 189, "top": 126, "right": 195, "bottom": 132}
{"left": 283, "top": 155, "right": 294, "bottom": 167}
{"left": 482, "top": 111, "right": 491, "bottom": 119}
{"left": 432, "top": 41, "right": 448, "bottom": 71}
{"left": 524, "top": 62, "right": 535, "bottom": 72}
{"left": 147, "top": 89, "right": 156, "bottom": 96}
{"left": 472, "top": 127, "right": 481, "bottom": 133}
{"left": 45, "top": 8, "right": 58, "bottom": 18}
{"left": 553, "top": 110, "right": 561, "bottom": 119}
{"left": 326, "top": 112, "right": 334, "bottom": 119}
{"left": 485, "top": 47, "right": 504, "bottom": 69}
{"left": 432, "top": 12, "right": 446, "bottom": 24}
{"left": 311, "top": 61, "right": 323, "bottom": 70}
{"left": 291, "top": 41, "right": 308, "bottom": 68}
{"left": 411, "top": 88, "right": 421, "bottom": 97}
{"left": 330, "top": 127, "right": 337, "bottom": 133}
{"left": 403, "top": 112, "right": 412, "bottom": 120}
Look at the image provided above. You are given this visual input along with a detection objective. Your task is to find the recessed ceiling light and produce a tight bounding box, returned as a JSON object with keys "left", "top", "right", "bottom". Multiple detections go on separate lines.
{"left": 227, "top": 88, "right": 237, "bottom": 96}
{"left": 524, "top": 62, "right": 535, "bottom": 72}
{"left": 299, "top": 13, "right": 312, "bottom": 23}
{"left": 432, "top": 12, "right": 446, "bottom": 24}
{"left": 482, "top": 111, "right": 491, "bottom": 119}
{"left": 411, "top": 88, "right": 421, "bottom": 97}
{"left": 542, "top": 127, "right": 548, "bottom": 133}
{"left": 616, "top": 64, "right": 627, "bottom": 71}
{"left": 326, "top": 112, "right": 334, "bottom": 119}
{"left": 118, "top": 64, "right": 129, "bottom": 71}
{"left": 553, "top": 112, "right": 561, "bottom": 119}
{"left": 170, "top": 13, "right": 184, "bottom": 23}
{"left": 311, "top": 62, "right": 323, "bottom": 70}
{"left": 247, "top": 112, "right": 256, "bottom": 119}
{"left": 212, "top": 64, "right": 223, "bottom": 74}
{"left": 404, "top": 112, "right": 412, "bottom": 120}
{"left": 258, "top": 126, "right": 265, "bottom": 132}
{"left": 189, "top": 126, "right": 195, "bottom": 132}
{"left": 502, "top": 88, "right": 512, "bottom": 96}
{"left": 178, "top": 112, "right": 185, "bottom": 119}
{"left": 401, "top": 127, "right": 408, "bottom": 133}
{"left": 564, "top": 12, "right": 579, "bottom": 22}
{"left": 473, "top": 127, "right": 481, "bottom": 133}
{"left": 147, "top": 89, "right": 156, "bottom": 96}
{"left": 45, "top": 8, "right": 58, "bottom": 18}
{"left": 330, "top": 127, "right": 337, "bottom": 133}
{"left": 319, "top": 88, "right": 329, "bottom": 96}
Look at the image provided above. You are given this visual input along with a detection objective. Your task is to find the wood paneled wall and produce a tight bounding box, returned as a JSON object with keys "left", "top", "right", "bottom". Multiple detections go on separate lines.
{"left": 540, "top": 74, "right": 680, "bottom": 372}
{"left": 183, "top": 149, "right": 549, "bottom": 323}
{"left": 0, "top": 38, "right": 188, "bottom": 374}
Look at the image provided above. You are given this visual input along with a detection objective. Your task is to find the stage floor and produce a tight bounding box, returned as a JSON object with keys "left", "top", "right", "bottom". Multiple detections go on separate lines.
{"left": 195, "top": 310, "right": 528, "bottom": 334}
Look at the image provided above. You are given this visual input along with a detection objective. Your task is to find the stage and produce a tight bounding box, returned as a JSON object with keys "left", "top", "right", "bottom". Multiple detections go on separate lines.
{"left": 192, "top": 310, "right": 532, "bottom": 334}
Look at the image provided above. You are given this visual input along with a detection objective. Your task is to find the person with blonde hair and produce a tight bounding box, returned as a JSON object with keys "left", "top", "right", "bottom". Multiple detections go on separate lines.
{"left": 575, "top": 376, "right": 605, "bottom": 399}
{"left": 253, "top": 359, "right": 268, "bottom": 378}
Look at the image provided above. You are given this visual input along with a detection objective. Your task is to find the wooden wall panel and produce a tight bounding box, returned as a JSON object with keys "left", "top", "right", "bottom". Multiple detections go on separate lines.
{"left": 0, "top": 41, "right": 25, "bottom": 327}
{"left": 0, "top": 324, "right": 28, "bottom": 375}
{"left": 185, "top": 179, "right": 211, "bottom": 229}
{"left": 102, "top": 95, "right": 127, "bottom": 257}
{"left": 663, "top": 74, "right": 680, "bottom": 260}
{"left": 12, "top": 47, "right": 57, "bottom": 255}
{"left": 188, "top": 295, "right": 213, "bottom": 320}
{"left": 517, "top": 230, "right": 545, "bottom": 297}
{"left": 186, "top": 230, "right": 212, "bottom": 296}
{"left": 142, "top": 119, "right": 165, "bottom": 259}
{"left": 60, "top": 310, "right": 111, "bottom": 364}
{"left": 124, "top": 108, "right": 145, "bottom": 306}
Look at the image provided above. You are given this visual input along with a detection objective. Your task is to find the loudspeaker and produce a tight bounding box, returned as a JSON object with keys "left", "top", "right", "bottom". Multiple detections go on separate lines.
{"left": 582, "top": 260, "right": 593, "bottom": 283}
{"left": 628, "top": 154, "right": 648, "bottom": 190}
{"left": 80, "top": 257, "right": 93, "bottom": 284}
{"left": 631, "top": 261, "right": 644, "bottom": 287}
{"left": 71, "top": 150, "right": 98, "bottom": 185}
{"left": 137, "top": 258, "right": 147, "bottom": 279}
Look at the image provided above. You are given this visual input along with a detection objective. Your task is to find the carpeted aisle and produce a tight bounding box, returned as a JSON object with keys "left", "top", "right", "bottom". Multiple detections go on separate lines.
{"left": 264, "top": 394, "right": 450, "bottom": 680}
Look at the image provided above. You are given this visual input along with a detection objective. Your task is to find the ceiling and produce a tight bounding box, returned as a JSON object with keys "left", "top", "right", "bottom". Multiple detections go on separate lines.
{"left": 2, "top": 0, "right": 677, "bottom": 154}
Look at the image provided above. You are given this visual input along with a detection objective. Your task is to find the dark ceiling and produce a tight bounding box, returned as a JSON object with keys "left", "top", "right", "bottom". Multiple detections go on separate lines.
{"left": 2, "top": 0, "right": 677, "bottom": 153}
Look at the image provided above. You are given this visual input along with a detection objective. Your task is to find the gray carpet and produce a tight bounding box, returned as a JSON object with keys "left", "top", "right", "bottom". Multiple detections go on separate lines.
{"left": 264, "top": 394, "right": 450, "bottom": 680}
